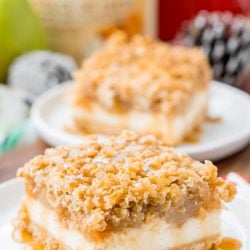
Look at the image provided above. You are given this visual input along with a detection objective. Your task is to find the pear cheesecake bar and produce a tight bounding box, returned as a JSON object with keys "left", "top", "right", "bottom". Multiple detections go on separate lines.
{"left": 69, "top": 32, "right": 212, "bottom": 145}
{"left": 13, "top": 131, "right": 235, "bottom": 250}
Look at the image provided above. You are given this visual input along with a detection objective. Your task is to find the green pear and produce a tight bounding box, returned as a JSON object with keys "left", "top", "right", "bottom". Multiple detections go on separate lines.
{"left": 0, "top": 0, "right": 47, "bottom": 82}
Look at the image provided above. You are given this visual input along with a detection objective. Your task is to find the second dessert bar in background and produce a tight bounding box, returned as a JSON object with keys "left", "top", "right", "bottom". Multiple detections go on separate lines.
{"left": 68, "top": 31, "right": 212, "bottom": 145}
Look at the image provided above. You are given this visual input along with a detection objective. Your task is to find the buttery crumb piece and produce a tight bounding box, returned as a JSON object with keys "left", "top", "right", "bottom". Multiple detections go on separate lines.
{"left": 18, "top": 131, "right": 235, "bottom": 236}
{"left": 73, "top": 31, "right": 212, "bottom": 113}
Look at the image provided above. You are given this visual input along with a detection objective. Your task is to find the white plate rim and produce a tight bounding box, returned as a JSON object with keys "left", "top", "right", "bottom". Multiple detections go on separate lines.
{"left": 0, "top": 178, "right": 21, "bottom": 190}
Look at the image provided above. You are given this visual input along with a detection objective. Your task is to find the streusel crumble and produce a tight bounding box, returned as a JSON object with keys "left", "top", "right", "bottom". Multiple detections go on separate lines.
{"left": 73, "top": 31, "right": 211, "bottom": 113}
{"left": 17, "top": 131, "right": 234, "bottom": 236}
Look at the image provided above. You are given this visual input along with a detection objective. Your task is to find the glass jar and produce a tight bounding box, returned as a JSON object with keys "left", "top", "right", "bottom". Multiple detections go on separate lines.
{"left": 29, "top": 0, "right": 151, "bottom": 62}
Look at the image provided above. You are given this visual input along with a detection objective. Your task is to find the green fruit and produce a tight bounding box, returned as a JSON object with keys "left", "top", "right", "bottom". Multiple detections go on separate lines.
{"left": 0, "top": 0, "right": 47, "bottom": 82}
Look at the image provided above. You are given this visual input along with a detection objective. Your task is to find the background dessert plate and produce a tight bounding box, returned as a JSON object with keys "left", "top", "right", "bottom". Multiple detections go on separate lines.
{"left": 0, "top": 176, "right": 249, "bottom": 249}
{"left": 31, "top": 81, "right": 250, "bottom": 161}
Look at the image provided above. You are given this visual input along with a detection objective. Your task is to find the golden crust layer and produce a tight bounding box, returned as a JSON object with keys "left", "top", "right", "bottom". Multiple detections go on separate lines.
{"left": 17, "top": 131, "right": 235, "bottom": 237}
{"left": 73, "top": 32, "right": 212, "bottom": 113}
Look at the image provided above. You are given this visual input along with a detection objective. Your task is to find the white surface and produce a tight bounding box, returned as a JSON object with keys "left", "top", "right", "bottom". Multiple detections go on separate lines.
{"left": 31, "top": 81, "right": 250, "bottom": 161}
{"left": 0, "top": 178, "right": 249, "bottom": 249}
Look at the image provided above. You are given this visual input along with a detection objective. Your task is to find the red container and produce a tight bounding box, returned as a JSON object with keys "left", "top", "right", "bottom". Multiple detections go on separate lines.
{"left": 158, "top": 0, "right": 243, "bottom": 41}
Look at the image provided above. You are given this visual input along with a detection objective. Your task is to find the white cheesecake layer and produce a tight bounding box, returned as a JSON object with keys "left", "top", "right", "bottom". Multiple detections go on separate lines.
{"left": 173, "top": 89, "right": 208, "bottom": 139}
{"left": 25, "top": 197, "right": 221, "bottom": 250}
{"left": 71, "top": 90, "right": 208, "bottom": 143}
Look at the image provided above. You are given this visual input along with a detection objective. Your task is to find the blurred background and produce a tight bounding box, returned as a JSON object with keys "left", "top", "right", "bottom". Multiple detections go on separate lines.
{"left": 0, "top": 0, "right": 249, "bottom": 153}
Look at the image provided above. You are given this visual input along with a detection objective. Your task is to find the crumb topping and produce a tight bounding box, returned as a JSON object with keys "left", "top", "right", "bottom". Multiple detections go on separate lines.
{"left": 18, "top": 131, "right": 235, "bottom": 236}
{"left": 73, "top": 32, "right": 212, "bottom": 113}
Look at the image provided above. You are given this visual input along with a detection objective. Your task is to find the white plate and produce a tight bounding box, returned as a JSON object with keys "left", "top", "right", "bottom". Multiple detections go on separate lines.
{"left": 0, "top": 178, "right": 249, "bottom": 249}
{"left": 31, "top": 81, "right": 250, "bottom": 161}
